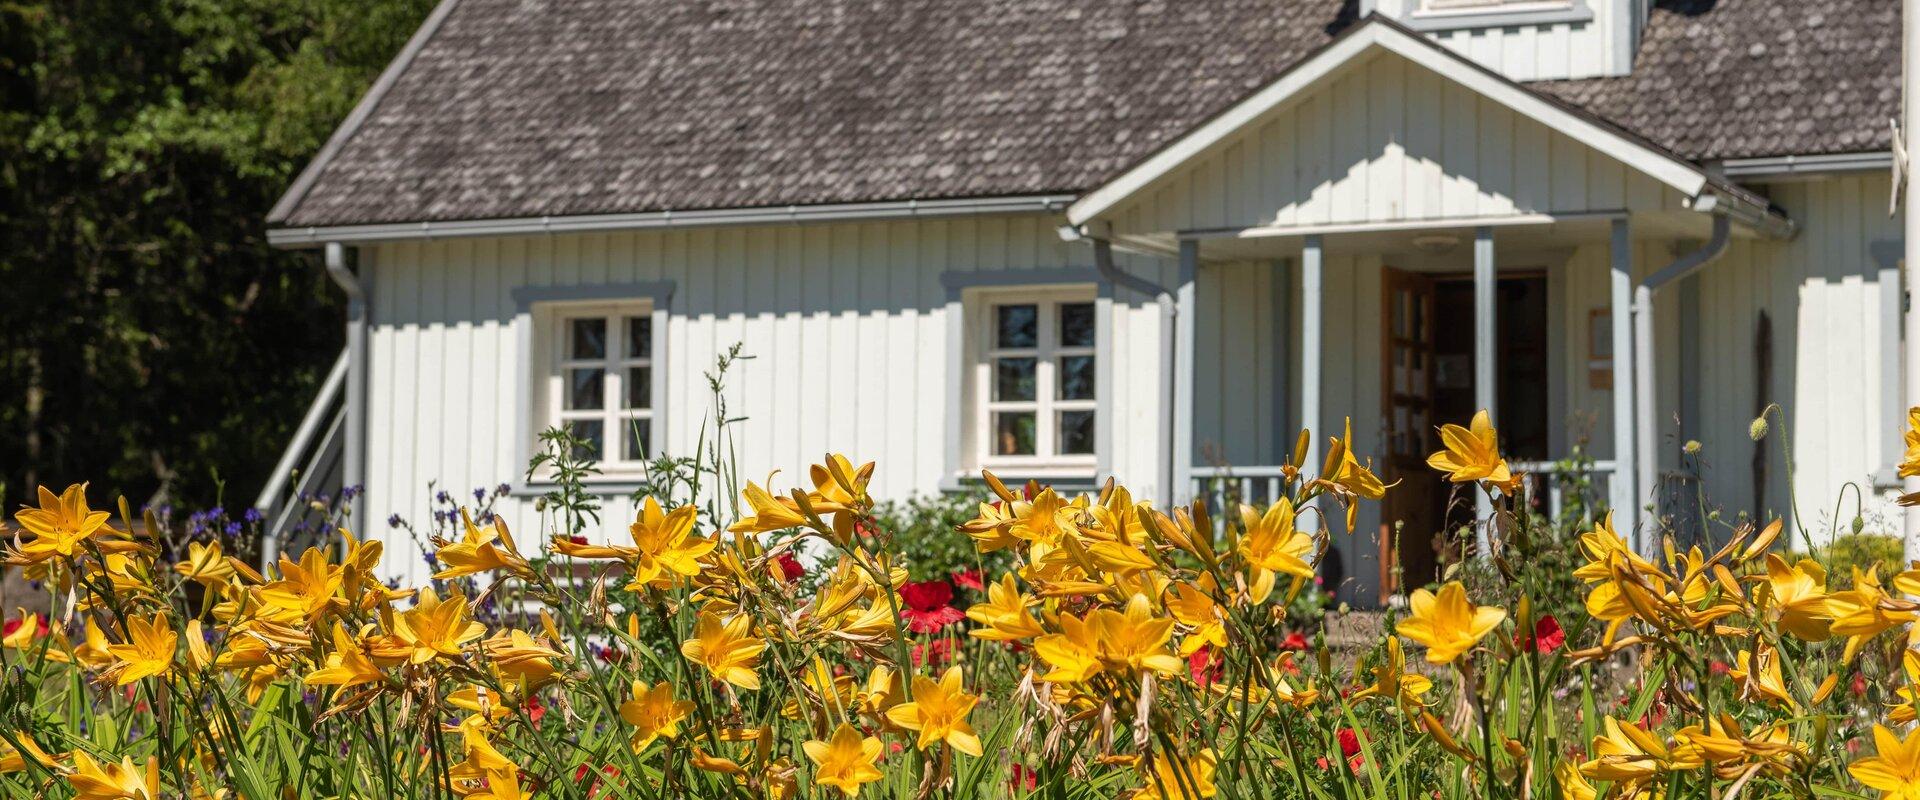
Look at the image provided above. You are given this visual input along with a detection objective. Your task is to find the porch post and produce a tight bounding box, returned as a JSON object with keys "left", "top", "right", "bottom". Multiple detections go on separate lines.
{"left": 1473, "top": 226, "right": 1496, "bottom": 554}
{"left": 1173, "top": 239, "right": 1199, "bottom": 505}
{"left": 1609, "top": 218, "right": 1641, "bottom": 547}
{"left": 1301, "top": 235, "right": 1324, "bottom": 530}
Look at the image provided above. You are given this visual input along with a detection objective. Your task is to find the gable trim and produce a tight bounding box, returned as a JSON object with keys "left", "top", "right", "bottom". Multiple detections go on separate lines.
{"left": 1065, "top": 14, "right": 1717, "bottom": 228}
{"left": 266, "top": 0, "right": 465, "bottom": 225}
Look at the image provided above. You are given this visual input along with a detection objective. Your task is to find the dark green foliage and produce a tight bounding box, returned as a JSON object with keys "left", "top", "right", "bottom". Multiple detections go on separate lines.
{"left": 0, "top": 0, "right": 434, "bottom": 506}
{"left": 868, "top": 490, "right": 1013, "bottom": 582}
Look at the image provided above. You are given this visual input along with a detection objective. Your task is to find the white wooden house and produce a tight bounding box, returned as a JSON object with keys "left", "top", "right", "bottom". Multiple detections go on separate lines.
{"left": 260, "top": 0, "right": 1906, "bottom": 602}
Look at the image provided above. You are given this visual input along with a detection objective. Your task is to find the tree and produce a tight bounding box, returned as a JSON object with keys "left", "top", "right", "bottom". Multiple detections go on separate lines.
{"left": 0, "top": 0, "right": 436, "bottom": 508}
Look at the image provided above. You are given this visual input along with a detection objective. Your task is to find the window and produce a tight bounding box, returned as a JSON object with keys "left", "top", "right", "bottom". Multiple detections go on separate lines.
{"left": 545, "top": 302, "right": 656, "bottom": 473}
{"left": 1421, "top": 0, "right": 1570, "bottom": 11}
{"left": 974, "top": 292, "right": 1098, "bottom": 469}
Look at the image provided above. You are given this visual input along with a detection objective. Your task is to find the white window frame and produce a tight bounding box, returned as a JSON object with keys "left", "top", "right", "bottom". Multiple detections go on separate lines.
{"left": 538, "top": 300, "right": 658, "bottom": 479}
{"left": 970, "top": 287, "right": 1100, "bottom": 473}
{"left": 1419, "top": 0, "right": 1572, "bottom": 13}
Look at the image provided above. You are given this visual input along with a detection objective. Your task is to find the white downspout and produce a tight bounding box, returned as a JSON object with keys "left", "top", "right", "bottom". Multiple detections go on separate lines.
{"left": 1633, "top": 215, "right": 1731, "bottom": 532}
{"left": 1090, "top": 237, "right": 1180, "bottom": 505}
{"left": 324, "top": 242, "right": 369, "bottom": 536}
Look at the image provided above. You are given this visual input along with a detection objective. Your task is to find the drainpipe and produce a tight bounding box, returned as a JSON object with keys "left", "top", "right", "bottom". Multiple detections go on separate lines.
{"left": 1632, "top": 214, "right": 1731, "bottom": 534}
{"left": 324, "top": 241, "right": 369, "bottom": 537}
{"left": 1087, "top": 235, "right": 1180, "bottom": 505}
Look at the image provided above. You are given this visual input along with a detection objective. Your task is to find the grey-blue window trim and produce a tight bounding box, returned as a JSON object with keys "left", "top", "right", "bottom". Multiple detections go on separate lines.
{"left": 512, "top": 280, "right": 677, "bottom": 495}
{"left": 939, "top": 267, "right": 1112, "bottom": 492}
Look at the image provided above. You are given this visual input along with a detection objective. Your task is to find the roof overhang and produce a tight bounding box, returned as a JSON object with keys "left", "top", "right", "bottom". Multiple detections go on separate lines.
{"left": 1065, "top": 14, "right": 1788, "bottom": 236}
{"left": 265, "top": 194, "right": 1077, "bottom": 248}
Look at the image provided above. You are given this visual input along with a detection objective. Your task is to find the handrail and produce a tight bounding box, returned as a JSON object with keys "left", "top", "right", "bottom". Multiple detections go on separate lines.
{"left": 253, "top": 349, "right": 349, "bottom": 516}
{"left": 1188, "top": 465, "right": 1292, "bottom": 479}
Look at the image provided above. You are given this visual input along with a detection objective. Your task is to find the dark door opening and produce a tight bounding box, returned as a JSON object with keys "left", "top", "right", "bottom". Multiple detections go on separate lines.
{"left": 1381, "top": 271, "right": 1549, "bottom": 595}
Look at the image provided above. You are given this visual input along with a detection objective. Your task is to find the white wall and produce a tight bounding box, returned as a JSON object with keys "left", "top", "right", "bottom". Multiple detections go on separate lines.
{"left": 1104, "top": 49, "right": 1684, "bottom": 240}
{"left": 360, "top": 215, "right": 1176, "bottom": 586}
{"left": 1368, "top": 0, "right": 1642, "bottom": 80}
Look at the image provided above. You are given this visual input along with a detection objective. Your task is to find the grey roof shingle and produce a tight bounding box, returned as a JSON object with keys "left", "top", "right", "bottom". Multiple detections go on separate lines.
{"left": 1534, "top": 0, "right": 1898, "bottom": 162}
{"left": 271, "top": 0, "right": 1898, "bottom": 229}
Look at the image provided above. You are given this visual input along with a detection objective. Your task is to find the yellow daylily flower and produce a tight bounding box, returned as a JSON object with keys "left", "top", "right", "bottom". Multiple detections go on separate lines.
{"left": 885, "top": 665, "right": 982, "bottom": 756}
{"left": 0, "top": 732, "right": 58, "bottom": 774}
{"left": 172, "top": 541, "right": 235, "bottom": 588}
{"left": 624, "top": 496, "right": 714, "bottom": 589}
{"left": 620, "top": 681, "right": 693, "bottom": 752}
{"left": 1851, "top": 723, "right": 1920, "bottom": 800}
{"left": 1556, "top": 761, "right": 1597, "bottom": 800}
{"left": 7, "top": 484, "right": 115, "bottom": 565}
{"left": 107, "top": 615, "right": 177, "bottom": 685}
{"left": 1728, "top": 646, "right": 1796, "bottom": 710}
{"left": 1425, "top": 409, "right": 1512, "bottom": 486}
{"left": 1, "top": 609, "right": 38, "bottom": 649}
{"left": 964, "top": 573, "right": 1045, "bottom": 641}
{"left": 304, "top": 623, "right": 386, "bottom": 688}
{"left": 257, "top": 546, "right": 346, "bottom": 624}
{"left": 1317, "top": 418, "right": 1387, "bottom": 530}
{"left": 1035, "top": 593, "right": 1181, "bottom": 683}
{"left": 433, "top": 511, "right": 533, "bottom": 580}
{"left": 680, "top": 611, "right": 766, "bottom": 690}
{"left": 1758, "top": 553, "right": 1832, "bottom": 642}
{"left": 1349, "top": 637, "right": 1432, "bottom": 710}
{"left": 1396, "top": 581, "right": 1505, "bottom": 665}
{"left": 387, "top": 587, "right": 485, "bottom": 664}
{"left": 1165, "top": 579, "right": 1226, "bottom": 657}
{"left": 1235, "top": 498, "right": 1315, "bottom": 604}
{"left": 1578, "top": 716, "right": 1703, "bottom": 785}
{"left": 729, "top": 482, "right": 808, "bottom": 534}
{"left": 1828, "top": 565, "right": 1912, "bottom": 662}
{"left": 67, "top": 752, "right": 161, "bottom": 800}
{"left": 1131, "top": 747, "right": 1218, "bottom": 800}
{"left": 802, "top": 722, "right": 884, "bottom": 798}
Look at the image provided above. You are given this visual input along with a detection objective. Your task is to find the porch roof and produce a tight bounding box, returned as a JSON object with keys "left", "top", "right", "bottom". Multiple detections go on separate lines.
{"left": 1066, "top": 15, "right": 1787, "bottom": 239}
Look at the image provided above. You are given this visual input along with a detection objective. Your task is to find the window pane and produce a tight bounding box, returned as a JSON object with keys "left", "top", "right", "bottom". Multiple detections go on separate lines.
{"left": 994, "top": 357, "right": 1036, "bottom": 401}
{"left": 571, "top": 318, "right": 607, "bottom": 359}
{"left": 993, "top": 412, "right": 1036, "bottom": 456}
{"left": 624, "top": 419, "right": 651, "bottom": 461}
{"left": 1059, "top": 302, "right": 1095, "bottom": 348}
{"left": 995, "top": 304, "right": 1037, "bottom": 348}
{"left": 1058, "top": 410, "right": 1095, "bottom": 455}
{"left": 568, "top": 368, "right": 605, "bottom": 410}
{"left": 627, "top": 366, "right": 651, "bottom": 409}
{"left": 566, "top": 420, "right": 603, "bottom": 460}
{"left": 1058, "top": 355, "right": 1095, "bottom": 400}
{"left": 627, "top": 315, "right": 652, "bottom": 358}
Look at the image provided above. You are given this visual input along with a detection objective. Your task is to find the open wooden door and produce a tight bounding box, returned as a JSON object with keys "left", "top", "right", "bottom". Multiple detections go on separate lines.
{"left": 1380, "top": 268, "right": 1443, "bottom": 599}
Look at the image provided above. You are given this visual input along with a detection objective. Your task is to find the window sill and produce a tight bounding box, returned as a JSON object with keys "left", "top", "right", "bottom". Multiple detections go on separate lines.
{"left": 940, "top": 468, "right": 1102, "bottom": 496}
{"left": 1403, "top": 1, "right": 1591, "bottom": 32}
{"left": 509, "top": 479, "right": 649, "bottom": 498}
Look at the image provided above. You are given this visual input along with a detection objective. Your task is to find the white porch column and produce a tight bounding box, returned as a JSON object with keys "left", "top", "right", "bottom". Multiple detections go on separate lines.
{"left": 1173, "top": 239, "right": 1199, "bottom": 505}
{"left": 1904, "top": 0, "right": 1920, "bottom": 566}
{"left": 1301, "top": 235, "right": 1324, "bottom": 530}
{"left": 1609, "top": 218, "right": 1641, "bottom": 546}
{"left": 1473, "top": 226, "right": 1495, "bottom": 553}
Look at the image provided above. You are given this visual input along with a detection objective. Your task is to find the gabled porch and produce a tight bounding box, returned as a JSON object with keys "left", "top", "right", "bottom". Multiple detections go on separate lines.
{"left": 1064, "top": 15, "right": 1793, "bottom": 602}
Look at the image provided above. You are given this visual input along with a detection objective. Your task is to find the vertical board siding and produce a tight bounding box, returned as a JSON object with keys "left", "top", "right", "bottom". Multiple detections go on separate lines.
{"left": 362, "top": 215, "right": 1174, "bottom": 585}
{"left": 1104, "top": 51, "right": 1681, "bottom": 239}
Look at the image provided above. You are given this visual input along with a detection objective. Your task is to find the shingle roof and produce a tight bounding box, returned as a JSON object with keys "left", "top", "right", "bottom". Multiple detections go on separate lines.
{"left": 271, "top": 0, "right": 1898, "bottom": 229}
{"left": 1535, "top": 0, "right": 1898, "bottom": 162}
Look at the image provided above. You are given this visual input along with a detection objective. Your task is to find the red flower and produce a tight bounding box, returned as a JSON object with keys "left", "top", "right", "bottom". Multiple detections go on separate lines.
{"left": 1852, "top": 671, "right": 1869, "bottom": 698}
{"left": 1709, "top": 660, "right": 1730, "bottom": 676}
{"left": 1515, "top": 614, "right": 1565, "bottom": 654}
{"left": 568, "top": 535, "right": 588, "bottom": 546}
{"left": 574, "top": 764, "right": 621, "bottom": 800}
{"left": 950, "top": 569, "right": 985, "bottom": 592}
{"left": 1337, "top": 728, "right": 1361, "bottom": 757}
{"left": 911, "top": 638, "right": 954, "bottom": 666}
{"left": 525, "top": 695, "right": 546, "bottom": 726}
{"left": 899, "top": 580, "right": 966, "bottom": 634}
{"left": 1010, "top": 764, "right": 1038, "bottom": 792}
{"left": 1280, "top": 632, "right": 1309, "bottom": 651}
{"left": 1188, "top": 647, "right": 1223, "bottom": 687}
{"left": 777, "top": 552, "right": 805, "bottom": 583}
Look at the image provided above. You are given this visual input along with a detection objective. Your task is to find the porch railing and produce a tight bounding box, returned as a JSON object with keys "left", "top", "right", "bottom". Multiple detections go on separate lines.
{"left": 1508, "top": 459, "right": 1615, "bottom": 526}
{"left": 1187, "top": 459, "right": 1618, "bottom": 526}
